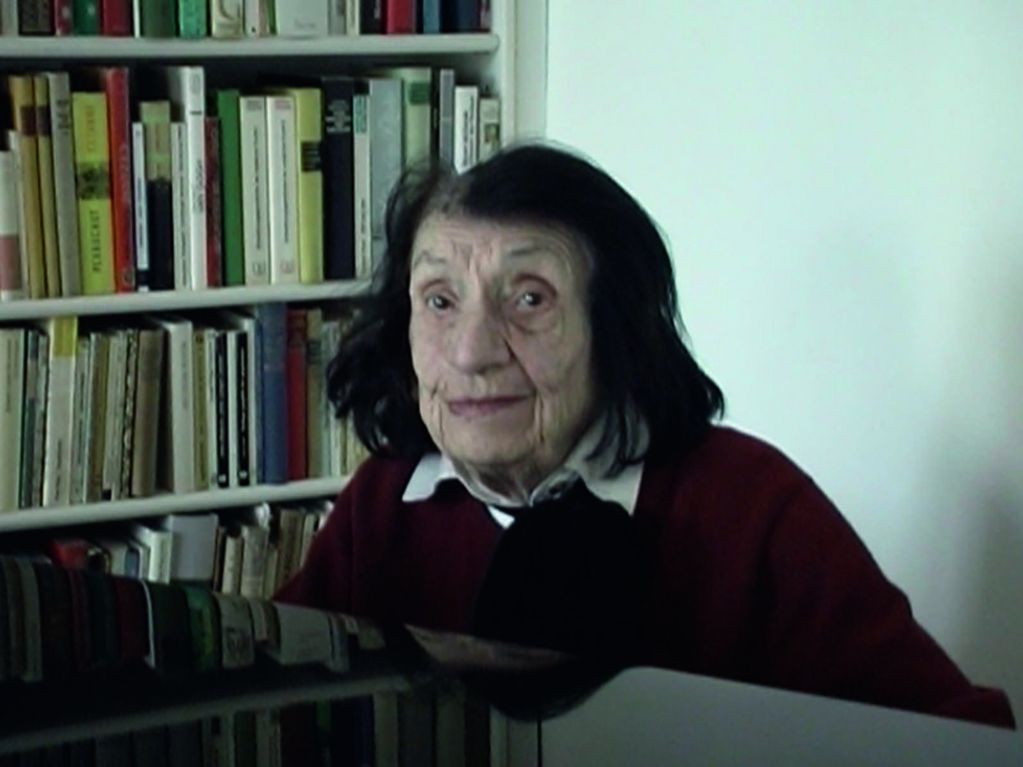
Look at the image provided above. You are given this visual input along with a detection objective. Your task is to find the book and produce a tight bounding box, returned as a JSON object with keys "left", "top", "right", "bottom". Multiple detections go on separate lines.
{"left": 478, "top": 95, "right": 500, "bottom": 162}
{"left": 420, "top": 0, "right": 439, "bottom": 33}
{"left": 32, "top": 561, "right": 75, "bottom": 681}
{"left": 305, "top": 307, "right": 325, "bottom": 478}
{"left": 359, "top": 0, "right": 381, "bottom": 33}
{"left": 100, "top": 0, "right": 131, "bottom": 33}
{"left": 72, "top": 0, "right": 99, "bottom": 32}
{"left": 223, "top": 328, "right": 242, "bottom": 487}
{"left": 265, "top": 602, "right": 333, "bottom": 666}
{"left": 129, "top": 327, "right": 165, "bottom": 498}
{"left": 165, "top": 65, "right": 207, "bottom": 290}
{"left": 71, "top": 90, "right": 115, "bottom": 295}
{"left": 139, "top": 0, "right": 176, "bottom": 35}
{"left": 53, "top": 0, "right": 72, "bottom": 32}
{"left": 276, "top": 87, "right": 323, "bottom": 284}
{"left": 159, "top": 513, "right": 219, "bottom": 584}
{"left": 435, "top": 67, "right": 455, "bottom": 168}
{"left": 285, "top": 308, "right": 307, "bottom": 481}
{"left": 177, "top": 0, "right": 205, "bottom": 36}
{"left": 352, "top": 86, "right": 371, "bottom": 278}
{"left": 367, "top": 77, "right": 402, "bottom": 268}
{"left": 130, "top": 522, "right": 172, "bottom": 583}
{"left": 327, "top": 0, "right": 343, "bottom": 34}
{"left": 0, "top": 152, "right": 24, "bottom": 301}
{"left": 193, "top": 326, "right": 218, "bottom": 490}
{"left": 218, "top": 311, "right": 258, "bottom": 485}
{"left": 18, "top": 330, "right": 40, "bottom": 508}
{"left": 170, "top": 120, "right": 190, "bottom": 289}
{"left": 97, "top": 67, "right": 136, "bottom": 293}
{"left": 204, "top": 116, "right": 223, "bottom": 287}
{"left": 264, "top": 94, "right": 300, "bottom": 285}
{"left": 33, "top": 75, "right": 61, "bottom": 298}
{"left": 142, "top": 580, "right": 192, "bottom": 674}
{"left": 453, "top": 84, "right": 478, "bottom": 172}
{"left": 117, "top": 327, "right": 139, "bottom": 499}
{"left": 214, "top": 90, "right": 244, "bottom": 286}
{"left": 84, "top": 332, "right": 109, "bottom": 502}
{"left": 151, "top": 315, "right": 195, "bottom": 492}
{"left": 17, "top": 0, "right": 52, "bottom": 33}
{"left": 238, "top": 516, "right": 269, "bottom": 599}
{"left": 211, "top": 0, "right": 243, "bottom": 36}
{"left": 320, "top": 76, "right": 355, "bottom": 280}
{"left": 213, "top": 591, "right": 255, "bottom": 668}
{"left": 39, "top": 316, "right": 78, "bottom": 507}
{"left": 0, "top": 329, "right": 25, "bottom": 511}
{"left": 101, "top": 330, "right": 127, "bottom": 500}
{"left": 243, "top": 0, "right": 269, "bottom": 36}
{"left": 43, "top": 72, "right": 80, "bottom": 298}
{"left": 254, "top": 303, "right": 287, "bottom": 484}
{"left": 442, "top": 0, "right": 477, "bottom": 32}
{"left": 384, "top": 0, "right": 413, "bottom": 33}
{"left": 140, "top": 100, "right": 174, "bottom": 291}
{"left": 219, "top": 526, "right": 243, "bottom": 594}
{"left": 7, "top": 74, "right": 46, "bottom": 298}
{"left": 68, "top": 333, "right": 93, "bottom": 504}
{"left": 377, "top": 66, "right": 432, "bottom": 169}
{"left": 182, "top": 584, "right": 220, "bottom": 672}
{"left": 212, "top": 329, "right": 230, "bottom": 488}
{"left": 274, "top": 0, "right": 326, "bottom": 36}
{"left": 131, "top": 122, "right": 150, "bottom": 290}
{"left": 239, "top": 95, "right": 270, "bottom": 285}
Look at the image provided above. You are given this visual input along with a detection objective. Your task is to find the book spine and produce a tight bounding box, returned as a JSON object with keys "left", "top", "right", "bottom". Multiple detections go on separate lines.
{"left": 0, "top": 152, "right": 25, "bottom": 301}
{"left": 291, "top": 88, "right": 323, "bottom": 284}
{"left": 304, "top": 308, "right": 324, "bottom": 478}
{"left": 71, "top": 91, "right": 115, "bottom": 295}
{"left": 16, "top": 331, "right": 36, "bottom": 508}
{"left": 274, "top": 0, "right": 327, "bottom": 36}
{"left": 367, "top": 78, "right": 402, "bottom": 269}
{"left": 101, "top": 331, "right": 126, "bottom": 500}
{"left": 0, "top": 330, "right": 25, "bottom": 511}
{"left": 384, "top": 0, "right": 413, "bottom": 34}
{"left": 239, "top": 96, "right": 269, "bottom": 285}
{"left": 18, "top": 0, "right": 52, "bottom": 32}
{"left": 139, "top": 0, "right": 175, "bottom": 36}
{"left": 100, "top": 0, "right": 131, "bottom": 33}
{"left": 343, "top": 0, "right": 357, "bottom": 35}
{"left": 224, "top": 329, "right": 240, "bottom": 487}
{"left": 30, "top": 333, "right": 48, "bottom": 507}
{"left": 203, "top": 328, "right": 218, "bottom": 488}
{"left": 45, "top": 72, "right": 81, "bottom": 297}
{"left": 85, "top": 332, "right": 108, "bottom": 502}
{"left": 191, "top": 327, "right": 209, "bottom": 490}
{"left": 176, "top": 0, "right": 205, "bottom": 35}
{"left": 71, "top": 0, "right": 99, "bottom": 33}
{"left": 210, "top": 0, "right": 242, "bottom": 36}
{"left": 166, "top": 66, "right": 207, "bottom": 290}
{"left": 170, "top": 121, "right": 189, "bottom": 290}
{"left": 102, "top": 67, "right": 137, "bottom": 293}
{"left": 321, "top": 78, "right": 355, "bottom": 280}
{"left": 215, "top": 90, "right": 244, "bottom": 286}
{"left": 265, "top": 95, "right": 300, "bottom": 285}
{"left": 118, "top": 327, "right": 139, "bottom": 500}
{"left": 204, "top": 116, "right": 223, "bottom": 287}
{"left": 256, "top": 304, "right": 287, "bottom": 484}
{"left": 8, "top": 75, "right": 46, "bottom": 299}
{"left": 235, "top": 329, "right": 250, "bottom": 486}
{"left": 327, "top": 0, "right": 343, "bottom": 34}
{"left": 285, "top": 309, "right": 307, "bottom": 480}
{"left": 453, "top": 84, "right": 478, "bottom": 173}
{"left": 130, "top": 328, "right": 164, "bottom": 498}
{"left": 140, "top": 101, "right": 173, "bottom": 290}
{"left": 158, "top": 320, "right": 195, "bottom": 492}
{"left": 242, "top": 0, "right": 265, "bottom": 36}
{"left": 359, "top": 0, "right": 380, "bottom": 33}
{"left": 68, "top": 334, "right": 92, "bottom": 505}
{"left": 131, "top": 122, "right": 150, "bottom": 290}
{"left": 41, "top": 316, "right": 78, "bottom": 507}
{"left": 351, "top": 89, "right": 371, "bottom": 279}
{"left": 214, "top": 330, "right": 229, "bottom": 488}
{"left": 33, "top": 75, "right": 61, "bottom": 298}
{"left": 441, "top": 0, "right": 477, "bottom": 32}
{"left": 478, "top": 95, "right": 500, "bottom": 161}
{"left": 53, "top": 0, "right": 72, "bottom": 32}
{"left": 420, "top": 0, "right": 438, "bottom": 33}
{"left": 437, "top": 68, "right": 455, "bottom": 167}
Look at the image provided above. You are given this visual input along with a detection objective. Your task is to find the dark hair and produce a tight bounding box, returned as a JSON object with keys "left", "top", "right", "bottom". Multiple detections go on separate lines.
{"left": 327, "top": 143, "right": 724, "bottom": 472}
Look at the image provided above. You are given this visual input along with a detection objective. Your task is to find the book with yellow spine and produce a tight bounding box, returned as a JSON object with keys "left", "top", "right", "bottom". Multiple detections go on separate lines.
{"left": 275, "top": 87, "right": 323, "bottom": 284}
{"left": 71, "top": 91, "right": 115, "bottom": 295}
{"left": 33, "top": 74, "right": 61, "bottom": 298}
{"left": 6, "top": 74, "right": 46, "bottom": 299}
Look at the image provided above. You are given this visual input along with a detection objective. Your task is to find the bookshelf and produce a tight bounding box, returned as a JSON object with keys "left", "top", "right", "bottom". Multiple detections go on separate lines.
{"left": 0, "top": 1, "right": 541, "bottom": 584}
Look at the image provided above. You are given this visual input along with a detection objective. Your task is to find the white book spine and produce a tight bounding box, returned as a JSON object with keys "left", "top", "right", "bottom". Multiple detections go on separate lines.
{"left": 160, "top": 318, "right": 196, "bottom": 491}
{"left": 239, "top": 96, "right": 270, "bottom": 286}
{"left": 211, "top": 0, "right": 244, "bottom": 37}
{"left": 0, "top": 329, "right": 25, "bottom": 511}
{"left": 243, "top": 0, "right": 265, "bottom": 36}
{"left": 132, "top": 0, "right": 140, "bottom": 35}
{"left": 41, "top": 317, "right": 77, "bottom": 507}
{"left": 265, "top": 95, "right": 300, "bottom": 285}
{"left": 225, "top": 328, "right": 240, "bottom": 487}
{"left": 6, "top": 132, "right": 30, "bottom": 302}
{"left": 478, "top": 95, "right": 501, "bottom": 161}
{"left": 343, "top": 0, "right": 358, "bottom": 35}
{"left": 220, "top": 531, "right": 243, "bottom": 594}
{"left": 45, "top": 72, "right": 80, "bottom": 298}
{"left": 166, "top": 66, "right": 208, "bottom": 290}
{"left": 437, "top": 68, "right": 456, "bottom": 168}
{"left": 239, "top": 522, "right": 269, "bottom": 598}
{"left": 170, "top": 122, "right": 191, "bottom": 290}
{"left": 274, "top": 0, "right": 328, "bottom": 37}
{"left": 0, "top": 0, "right": 17, "bottom": 35}
{"left": 352, "top": 92, "right": 371, "bottom": 279}
{"left": 102, "top": 332, "right": 127, "bottom": 499}
{"left": 131, "top": 122, "right": 150, "bottom": 291}
{"left": 30, "top": 334, "right": 48, "bottom": 507}
{"left": 68, "top": 335, "right": 93, "bottom": 505}
{"left": 0, "top": 151, "right": 24, "bottom": 302}
{"left": 453, "top": 85, "right": 479, "bottom": 173}
{"left": 203, "top": 328, "right": 219, "bottom": 489}
{"left": 131, "top": 524, "right": 172, "bottom": 583}
{"left": 328, "top": 0, "right": 344, "bottom": 35}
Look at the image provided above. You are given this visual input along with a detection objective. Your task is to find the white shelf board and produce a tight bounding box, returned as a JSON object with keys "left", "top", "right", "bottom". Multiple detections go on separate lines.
{"left": 0, "top": 280, "right": 368, "bottom": 321}
{"left": 0, "top": 33, "right": 498, "bottom": 59}
{"left": 0, "top": 477, "right": 348, "bottom": 533}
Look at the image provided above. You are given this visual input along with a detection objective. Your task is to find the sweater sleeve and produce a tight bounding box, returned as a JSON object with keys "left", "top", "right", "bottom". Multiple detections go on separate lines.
{"left": 274, "top": 487, "right": 354, "bottom": 612}
{"left": 760, "top": 479, "right": 1015, "bottom": 729}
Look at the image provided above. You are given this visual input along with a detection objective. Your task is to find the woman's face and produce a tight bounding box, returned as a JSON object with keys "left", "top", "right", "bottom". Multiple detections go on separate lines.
{"left": 408, "top": 214, "right": 597, "bottom": 491}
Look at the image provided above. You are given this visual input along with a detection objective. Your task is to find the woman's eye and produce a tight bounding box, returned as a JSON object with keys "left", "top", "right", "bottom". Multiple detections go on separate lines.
{"left": 516, "top": 291, "right": 544, "bottom": 309}
{"left": 426, "top": 294, "right": 452, "bottom": 311}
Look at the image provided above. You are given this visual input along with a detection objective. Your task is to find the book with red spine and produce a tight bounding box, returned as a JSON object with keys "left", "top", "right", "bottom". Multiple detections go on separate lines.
{"left": 285, "top": 308, "right": 307, "bottom": 481}
{"left": 110, "top": 575, "right": 150, "bottom": 665}
{"left": 384, "top": 0, "right": 414, "bottom": 33}
{"left": 100, "top": 0, "right": 132, "bottom": 34}
{"left": 52, "top": 0, "right": 73, "bottom": 33}
{"left": 204, "top": 116, "right": 223, "bottom": 288}
{"left": 100, "top": 67, "right": 137, "bottom": 293}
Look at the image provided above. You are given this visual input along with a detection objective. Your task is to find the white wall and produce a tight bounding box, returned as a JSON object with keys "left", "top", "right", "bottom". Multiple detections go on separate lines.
{"left": 546, "top": 1, "right": 1023, "bottom": 711}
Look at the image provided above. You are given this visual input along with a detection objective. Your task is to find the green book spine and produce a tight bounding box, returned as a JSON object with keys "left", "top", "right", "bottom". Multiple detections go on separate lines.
{"left": 140, "top": 0, "right": 176, "bottom": 36}
{"left": 72, "top": 0, "right": 99, "bottom": 33}
{"left": 216, "top": 90, "right": 244, "bottom": 287}
{"left": 177, "top": 0, "right": 206, "bottom": 37}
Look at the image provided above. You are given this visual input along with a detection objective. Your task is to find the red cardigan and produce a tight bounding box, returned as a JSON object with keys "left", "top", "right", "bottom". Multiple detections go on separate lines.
{"left": 277, "top": 426, "right": 1015, "bottom": 729}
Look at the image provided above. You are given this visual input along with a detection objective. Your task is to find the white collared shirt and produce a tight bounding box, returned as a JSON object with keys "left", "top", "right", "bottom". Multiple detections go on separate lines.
{"left": 402, "top": 416, "right": 646, "bottom": 528}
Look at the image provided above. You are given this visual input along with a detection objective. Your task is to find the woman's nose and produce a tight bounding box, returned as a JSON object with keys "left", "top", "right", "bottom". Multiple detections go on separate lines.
{"left": 449, "top": 303, "right": 512, "bottom": 374}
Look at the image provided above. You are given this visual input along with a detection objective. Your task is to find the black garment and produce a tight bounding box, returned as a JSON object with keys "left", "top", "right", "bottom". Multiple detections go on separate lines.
{"left": 470, "top": 481, "right": 646, "bottom": 664}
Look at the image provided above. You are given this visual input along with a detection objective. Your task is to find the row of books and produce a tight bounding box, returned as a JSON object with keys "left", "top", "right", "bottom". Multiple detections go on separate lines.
{"left": 0, "top": 304, "right": 367, "bottom": 512}
{"left": 3, "top": 689, "right": 493, "bottom": 767}
{"left": 0, "top": 554, "right": 373, "bottom": 682}
{"left": 45, "top": 500, "right": 332, "bottom": 599}
{"left": 1, "top": 65, "right": 499, "bottom": 300}
{"left": 1, "top": 0, "right": 490, "bottom": 37}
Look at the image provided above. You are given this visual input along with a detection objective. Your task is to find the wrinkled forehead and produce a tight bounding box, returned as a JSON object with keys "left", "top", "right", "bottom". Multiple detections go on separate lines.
{"left": 409, "top": 214, "right": 590, "bottom": 278}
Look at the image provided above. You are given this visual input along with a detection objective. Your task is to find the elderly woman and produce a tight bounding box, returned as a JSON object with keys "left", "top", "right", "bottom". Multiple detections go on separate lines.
{"left": 277, "top": 145, "right": 1014, "bottom": 728}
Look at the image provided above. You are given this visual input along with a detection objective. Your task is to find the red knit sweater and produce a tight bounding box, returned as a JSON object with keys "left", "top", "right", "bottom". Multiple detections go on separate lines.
{"left": 277, "top": 427, "right": 1015, "bottom": 729}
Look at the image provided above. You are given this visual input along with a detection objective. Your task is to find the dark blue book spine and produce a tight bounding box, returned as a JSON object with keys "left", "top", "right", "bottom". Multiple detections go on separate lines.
{"left": 257, "top": 304, "right": 288, "bottom": 484}
{"left": 442, "top": 0, "right": 478, "bottom": 32}
{"left": 321, "top": 77, "right": 356, "bottom": 280}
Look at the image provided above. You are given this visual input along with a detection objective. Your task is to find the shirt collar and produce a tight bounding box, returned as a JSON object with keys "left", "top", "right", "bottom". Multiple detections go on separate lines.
{"left": 402, "top": 415, "right": 647, "bottom": 523}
